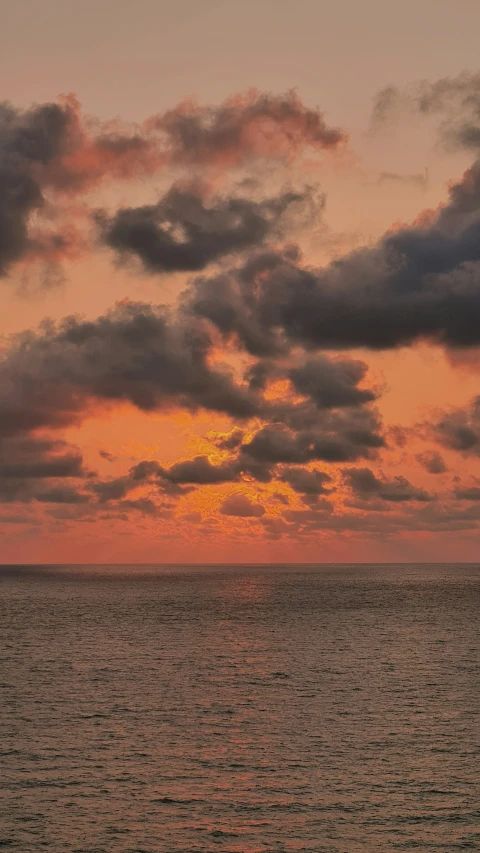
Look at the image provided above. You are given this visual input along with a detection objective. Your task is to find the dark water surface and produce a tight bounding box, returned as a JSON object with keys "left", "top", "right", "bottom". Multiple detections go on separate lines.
{"left": 1, "top": 563, "right": 479, "bottom": 852}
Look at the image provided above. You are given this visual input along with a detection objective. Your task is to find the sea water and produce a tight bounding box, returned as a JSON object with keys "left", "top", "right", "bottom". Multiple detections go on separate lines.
{"left": 1, "top": 563, "right": 479, "bottom": 852}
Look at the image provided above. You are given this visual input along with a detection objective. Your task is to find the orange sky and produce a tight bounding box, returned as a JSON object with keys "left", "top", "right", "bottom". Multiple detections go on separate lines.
{"left": 2, "top": 1, "right": 480, "bottom": 562}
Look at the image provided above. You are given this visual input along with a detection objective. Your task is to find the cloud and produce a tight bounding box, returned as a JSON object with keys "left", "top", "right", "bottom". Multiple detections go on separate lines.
{"left": 117, "top": 497, "right": 159, "bottom": 516}
{"left": 0, "top": 295, "right": 384, "bottom": 501}
{"left": 0, "top": 301, "right": 262, "bottom": 440}
{"left": 91, "top": 459, "right": 193, "bottom": 504}
{"left": 97, "top": 184, "right": 318, "bottom": 274}
{"left": 344, "top": 467, "right": 434, "bottom": 502}
{"left": 207, "top": 428, "right": 245, "bottom": 451}
{"left": 186, "top": 160, "right": 480, "bottom": 351}
{"left": 279, "top": 466, "right": 333, "bottom": 504}
{"left": 415, "top": 450, "right": 447, "bottom": 474}
{"left": 166, "top": 455, "right": 238, "bottom": 484}
{"left": 370, "top": 72, "right": 480, "bottom": 151}
{"left": 34, "top": 485, "right": 90, "bottom": 505}
{"left": 219, "top": 493, "right": 265, "bottom": 518}
{"left": 0, "top": 99, "right": 72, "bottom": 275}
{"left": 99, "top": 449, "right": 117, "bottom": 462}
{"left": 0, "top": 95, "right": 171, "bottom": 274}
{"left": 240, "top": 403, "right": 384, "bottom": 465}
{"left": 0, "top": 90, "right": 341, "bottom": 279}
{"left": 454, "top": 484, "right": 480, "bottom": 500}
{"left": 151, "top": 88, "right": 346, "bottom": 168}
{"left": 0, "top": 435, "right": 89, "bottom": 504}
{"left": 433, "top": 396, "right": 480, "bottom": 454}
{"left": 287, "top": 356, "right": 377, "bottom": 409}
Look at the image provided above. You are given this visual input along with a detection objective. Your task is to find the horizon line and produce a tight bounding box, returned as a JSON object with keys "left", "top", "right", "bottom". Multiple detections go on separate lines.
{"left": 1, "top": 561, "right": 479, "bottom": 568}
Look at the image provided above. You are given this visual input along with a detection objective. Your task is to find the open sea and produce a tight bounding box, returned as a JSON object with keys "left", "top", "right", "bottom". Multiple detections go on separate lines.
{"left": 1, "top": 563, "right": 479, "bottom": 853}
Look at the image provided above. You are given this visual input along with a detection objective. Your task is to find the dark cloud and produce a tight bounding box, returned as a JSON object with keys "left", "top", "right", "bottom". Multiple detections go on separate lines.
{"left": 97, "top": 184, "right": 320, "bottom": 274}
{"left": 288, "top": 356, "right": 377, "bottom": 408}
{"left": 166, "top": 455, "right": 238, "bottom": 484}
{"left": 117, "top": 498, "right": 159, "bottom": 516}
{"left": 244, "top": 354, "right": 378, "bottom": 410}
{"left": 0, "top": 294, "right": 384, "bottom": 511}
{"left": 139, "top": 453, "right": 269, "bottom": 488}
{"left": 95, "top": 412, "right": 374, "bottom": 511}
{"left": 219, "top": 493, "right": 265, "bottom": 518}
{"left": 183, "top": 248, "right": 295, "bottom": 356}
{"left": 0, "top": 430, "right": 171, "bottom": 514}
{"left": 0, "top": 301, "right": 262, "bottom": 441}
{"left": 241, "top": 403, "right": 384, "bottom": 466}
{"left": 0, "top": 89, "right": 340, "bottom": 279}
{"left": 415, "top": 450, "right": 448, "bottom": 474}
{"left": 0, "top": 96, "right": 166, "bottom": 277}
{"left": 186, "top": 160, "right": 480, "bottom": 351}
{"left": 433, "top": 396, "right": 480, "bottom": 454}
{"left": 99, "top": 449, "right": 117, "bottom": 462}
{"left": 92, "top": 460, "right": 193, "bottom": 504}
{"left": 91, "top": 476, "right": 133, "bottom": 503}
{"left": 454, "top": 485, "right": 480, "bottom": 500}
{"left": 282, "top": 500, "right": 334, "bottom": 522}
{"left": 0, "top": 100, "right": 71, "bottom": 274}
{"left": 279, "top": 466, "right": 333, "bottom": 504}
{"left": 34, "top": 485, "right": 90, "bottom": 504}
{"left": 0, "top": 436, "right": 88, "bottom": 504}
{"left": 345, "top": 467, "right": 434, "bottom": 502}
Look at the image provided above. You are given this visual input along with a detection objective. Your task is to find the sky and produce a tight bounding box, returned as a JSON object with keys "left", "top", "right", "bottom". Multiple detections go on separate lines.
{"left": 3, "top": 0, "right": 480, "bottom": 562}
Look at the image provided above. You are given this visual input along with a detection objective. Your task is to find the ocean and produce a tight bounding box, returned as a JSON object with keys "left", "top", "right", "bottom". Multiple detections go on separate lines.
{"left": 1, "top": 563, "right": 479, "bottom": 852}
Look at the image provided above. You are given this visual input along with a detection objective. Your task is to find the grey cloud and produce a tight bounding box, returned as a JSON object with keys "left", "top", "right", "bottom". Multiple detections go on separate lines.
{"left": 345, "top": 467, "right": 434, "bottom": 502}
{"left": 0, "top": 436, "right": 88, "bottom": 504}
{"left": 454, "top": 485, "right": 480, "bottom": 500}
{"left": 280, "top": 467, "right": 333, "bottom": 505}
{"left": 241, "top": 403, "right": 384, "bottom": 466}
{"left": 288, "top": 356, "right": 377, "bottom": 409}
{"left": 99, "top": 449, "right": 117, "bottom": 462}
{"left": 415, "top": 450, "right": 448, "bottom": 474}
{"left": 186, "top": 160, "right": 480, "bottom": 351}
{"left": 0, "top": 100, "right": 71, "bottom": 274}
{"left": 34, "top": 486, "right": 91, "bottom": 504}
{"left": 97, "top": 184, "right": 319, "bottom": 274}
{"left": 118, "top": 498, "right": 159, "bottom": 516}
{"left": 166, "top": 456, "right": 238, "bottom": 484}
{"left": 219, "top": 493, "right": 265, "bottom": 518}
{"left": 434, "top": 396, "right": 480, "bottom": 455}
{"left": 0, "top": 301, "right": 261, "bottom": 441}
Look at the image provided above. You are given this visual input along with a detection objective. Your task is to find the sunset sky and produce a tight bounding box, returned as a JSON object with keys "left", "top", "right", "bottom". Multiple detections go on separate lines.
{"left": 3, "top": 0, "right": 480, "bottom": 563}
